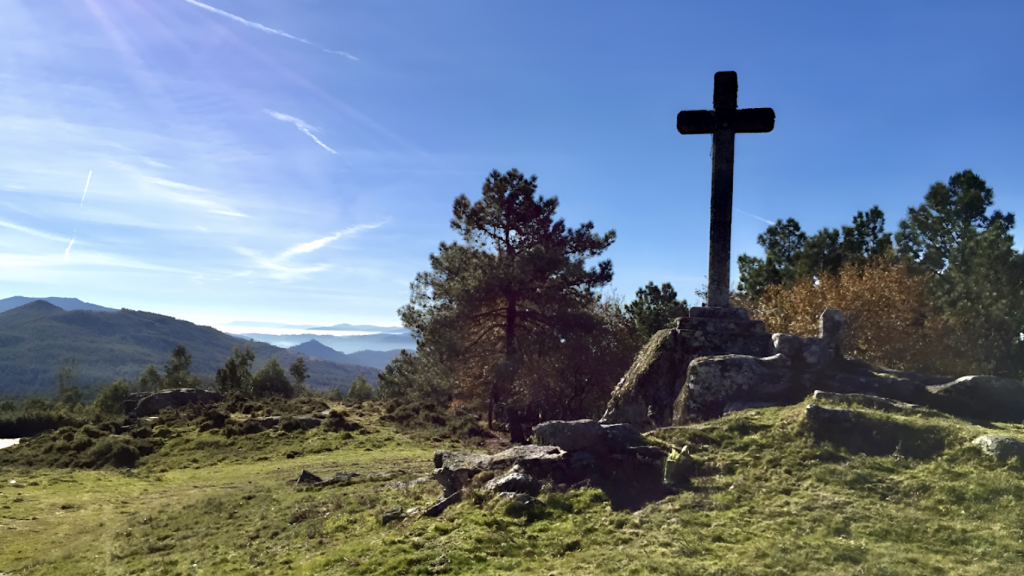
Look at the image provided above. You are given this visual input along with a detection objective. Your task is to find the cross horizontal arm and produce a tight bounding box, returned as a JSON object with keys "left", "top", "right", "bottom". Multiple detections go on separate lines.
{"left": 677, "top": 108, "right": 776, "bottom": 135}
{"left": 676, "top": 110, "right": 716, "bottom": 134}
{"left": 734, "top": 108, "right": 775, "bottom": 133}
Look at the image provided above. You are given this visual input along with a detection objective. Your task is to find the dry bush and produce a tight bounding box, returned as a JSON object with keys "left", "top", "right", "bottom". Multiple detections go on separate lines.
{"left": 745, "top": 259, "right": 968, "bottom": 376}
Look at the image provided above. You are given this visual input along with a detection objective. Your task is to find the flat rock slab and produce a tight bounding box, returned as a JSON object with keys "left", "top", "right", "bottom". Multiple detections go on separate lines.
{"left": 927, "top": 376, "right": 1024, "bottom": 423}
{"left": 132, "top": 389, "right": 224, "bottom": 417}
{"left": 973, "top": 435, "right": 1024, "bottom": 462}
{"left": 804, "top": 403, "right": 945, "bottom": 459}
{"left": 533, "top": 420, "right": 647, "bottom": 455}
{"left": 433, "top": 446, "right": 566, "bottom": 498}
{"left": 812, "top": 390, "right": 918, "bottom": 412}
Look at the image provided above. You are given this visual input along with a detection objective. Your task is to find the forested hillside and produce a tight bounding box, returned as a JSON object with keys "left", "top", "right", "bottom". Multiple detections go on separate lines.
{"left": 0, "top": 301, "right": 378, "bottom": 395}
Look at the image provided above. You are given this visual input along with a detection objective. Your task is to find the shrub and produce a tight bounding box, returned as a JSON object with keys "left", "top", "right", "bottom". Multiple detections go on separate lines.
{"left": 382, "top": 399, "right": 488, "bottom": 439}
{"left": 346, "top": 374, "right": 374, "bottom": 403}
{"left": 87, "top": 437, "right": 141, "bottom": 468}
{"left": 93, "top": 380, "right": 131, "bottom": 415}
{"left": 251, "top": 358, "right": 294, "bottom": 399}
{"left": 321, "top": 410, "right": 361, "bottom": 432}
{"left": 748, "top": 258, "right": 968, "bottom": 375}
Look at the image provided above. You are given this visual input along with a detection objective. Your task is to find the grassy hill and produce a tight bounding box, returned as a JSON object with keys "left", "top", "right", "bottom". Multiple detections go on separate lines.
{"left": 0, "top": 301, "right": 379, "bottom": 396}
{"left": 2, "top": 396, "right": 1024, "bottom": 574}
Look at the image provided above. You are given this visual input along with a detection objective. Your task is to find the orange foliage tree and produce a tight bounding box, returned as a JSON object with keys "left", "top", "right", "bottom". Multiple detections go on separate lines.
{"left": 742, "top": 258, "right": 969, "bottom": 376}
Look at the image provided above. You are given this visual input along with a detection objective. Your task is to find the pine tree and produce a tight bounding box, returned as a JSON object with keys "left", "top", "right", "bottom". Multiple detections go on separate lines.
{"left": 399, "top": 169, "right": 616, "bottom": 426}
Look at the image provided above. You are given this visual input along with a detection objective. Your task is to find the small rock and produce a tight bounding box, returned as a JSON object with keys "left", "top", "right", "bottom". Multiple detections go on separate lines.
{"left": 483, "top": 472, "right": 541, "bottom": 496}
{"left": 663, "top": 446, "right": 694, "bottom": 487}
{"left": 296, "top": 470, "right": 322, "bottom": 485}
{"left": 804, "top": 403, "right": 857, "bottom": 427}
{"left": 424, "top": 490, "right": 461, "bottom": 517}
{"left": 819, "top": 308, "right": 845, "bottom": 359}
{"left": 497, "top": 492, "right": 536, "bottom": 504}
{"left": 772, "top": 333, "right": 802, "bottom": 359}
{"left": 973, "top": 435, "right": 1024, "bottom": 462}
{"left": 381, "top": 506, "right": 405, "bottom": 525}
{"left": 801, "top": 338, "right": 826, "bottom": 368}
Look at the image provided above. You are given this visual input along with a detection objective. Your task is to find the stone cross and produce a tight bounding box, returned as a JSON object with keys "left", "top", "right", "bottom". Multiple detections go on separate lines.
{"left": 677, "top": 71, "right": 774, "bottom": 308}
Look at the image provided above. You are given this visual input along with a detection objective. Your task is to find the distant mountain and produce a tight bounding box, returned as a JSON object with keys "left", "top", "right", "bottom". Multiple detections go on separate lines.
{"left": 307, "top": 323, "right": 408, "bottom": 333}
{"left": 0, "top": 302, "right": 378, "bottom": 396}
{"left": 0, "top": 296, "right": 117, "bottom": 314}
{"left": 241, "top": 332, "right": 416, "bottom": 354}
{"left": 289, "top": 339, "right": 348, "bottom": 362}
{"left": 220, "top": 321, "right": 316, "bottom": 329}
{"left": 288, "top": 340, "right": 404, "bottom": 370}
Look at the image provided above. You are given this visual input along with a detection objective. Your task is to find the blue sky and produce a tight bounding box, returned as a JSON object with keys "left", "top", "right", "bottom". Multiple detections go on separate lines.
{"left": 2, "top": 1, "right": 1023, "bottom": 329}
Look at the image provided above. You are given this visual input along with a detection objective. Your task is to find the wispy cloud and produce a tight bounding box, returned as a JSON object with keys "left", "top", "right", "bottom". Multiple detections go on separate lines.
{"left": 265, "top": 110, "right": 337, "bottom": 154}
{"left": 181, "top": 0, "right": 358, "bottom": 60}
{"left": 240, "top": 223, "right": 383, "bottom": 280}
{"left": 64, "top": 236, "right": 75, "bottom": 262}
{"left": 0, "top": 220, "right": 70, "bottom": 243}
{"left": 736, "top": 208, "right": 775, "bottom": 225}
{"left": 143, "top": 176, "right": 250, "bottom": 217}
{"left": 80, "top": 170, "right": 92, "bottom": 207}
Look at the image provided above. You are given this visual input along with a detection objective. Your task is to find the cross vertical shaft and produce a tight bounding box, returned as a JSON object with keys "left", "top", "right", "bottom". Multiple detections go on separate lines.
{"left": 676, "top": 71, "right": 774, "bottom": 308}
{"left": 708, "top": 73, "right": 738, "bottom": 308}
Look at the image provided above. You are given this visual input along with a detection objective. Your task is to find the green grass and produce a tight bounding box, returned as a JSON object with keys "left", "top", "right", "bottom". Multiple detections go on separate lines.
{"left": 4, "top": 397, "right": 1024, "bottom": 574}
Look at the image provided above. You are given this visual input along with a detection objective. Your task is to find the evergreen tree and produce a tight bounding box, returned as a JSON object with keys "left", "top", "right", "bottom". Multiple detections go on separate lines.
{"left": 896, "top": 170, "right": 1022, "bottom": 376}
{"left": 251, "top": 357, "right": 293, "bottom": 399}
{"left": 164, "top": 344, "right": 200, "bottom": 388}
{"left": 625, "top": 282, "right": 689, "bottom": 342}
{"left": 94, "top": 380, "right": 130, "bottom": 415}
{"left": 288, "top": 355, "right": 309, "bottom": 387}
{"left": 346, "top": 373, "right": 374, "bottom": 403}
{"left": 56, "top": 357, "right": 82, "bottom": 407}
{"left": 737, "top": 218, "right": 806, "bottom": 299}
{"left": 737, "top": 208, "right": 893, "bottom": 299}
{"left": 216, "top": 344, "right": 256, "bottom": 396}
{"left": 138, "top": 364, "right": 163, "bottom": 393}
{"left": 896, "top": 170, "right": 1015, "bottom": 276}
{"left": 377, "top": 349, "right": 454, "bottom": 403}
{"left": 400, "top": 169, "right": 616, "bottom": 426}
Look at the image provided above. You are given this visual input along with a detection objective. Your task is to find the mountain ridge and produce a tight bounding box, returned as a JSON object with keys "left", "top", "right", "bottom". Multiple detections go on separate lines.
{"left": 0, "top": 296, "right": 117, "bottom": 314}
{"left": 0, "top": 303, "right": 378, "bottom": 396}
{"left": 288, "top": 339, "right": 404, "bottom": 370}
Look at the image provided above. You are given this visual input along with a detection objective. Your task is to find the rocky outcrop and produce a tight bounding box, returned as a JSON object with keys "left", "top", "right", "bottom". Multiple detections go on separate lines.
{"left": 602, "top": 306, "right": 774, "bottom": 430}
{"left": 130, "top": 389, "right": 223, "bottom": 417}
{"left": 673, "top": 353, "right": 799, "bottom": 422}
{"left": 433, "top": 420, "right": 669, "bottom": 510}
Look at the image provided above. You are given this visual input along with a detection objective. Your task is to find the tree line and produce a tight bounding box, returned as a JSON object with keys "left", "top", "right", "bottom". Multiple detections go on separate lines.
{"left": 376, "top": 168, "right": 1024, "bottom": 433}
{"left": 735, "top": 169, "right": 1023, "bottom": 378}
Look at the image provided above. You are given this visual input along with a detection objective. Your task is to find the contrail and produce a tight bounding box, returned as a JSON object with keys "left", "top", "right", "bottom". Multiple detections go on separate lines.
{"left": 736, "top": 208, "right": 774, "bottom": 225}
{"left": 64, "top": 235, "right": 75, "bottom": 262}
{"left": 182, "top": 0, "right": 358, "bottom": 60}
{"left": 80, "top": 170, "right": 92, "bottom": 207}
{"left": 265, "top": 110, "right": 337, "bottom": 154}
